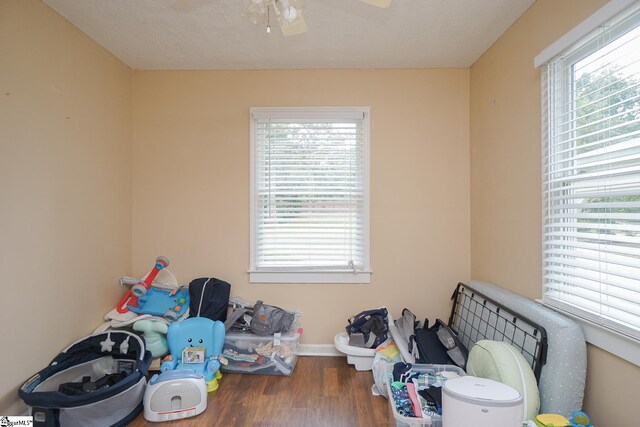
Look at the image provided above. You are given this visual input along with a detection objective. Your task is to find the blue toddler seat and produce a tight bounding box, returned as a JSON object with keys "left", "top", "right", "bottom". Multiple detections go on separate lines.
{"left": 160, "top": 317, "right": 225, "bottom": 392}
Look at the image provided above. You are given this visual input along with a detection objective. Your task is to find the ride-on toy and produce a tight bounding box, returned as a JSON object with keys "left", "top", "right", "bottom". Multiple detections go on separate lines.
{"left": 116, "top": 256, "right": 169, "bottom": 314}
{"left": 129, "top": 286, "right": 190, "bottom": 321}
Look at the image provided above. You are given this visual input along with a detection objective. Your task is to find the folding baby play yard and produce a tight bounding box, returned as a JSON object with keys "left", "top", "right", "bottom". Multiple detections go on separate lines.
{"left": 19, "top": 331, "right": 152, "bottom": 427}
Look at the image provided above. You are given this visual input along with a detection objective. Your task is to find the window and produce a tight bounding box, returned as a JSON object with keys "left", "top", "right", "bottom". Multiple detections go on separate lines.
{"left": 249, "top": 107, "right": 370, "bottom": 283}
{"left": 540, "top": 4, "right": 640, "bottom": 348}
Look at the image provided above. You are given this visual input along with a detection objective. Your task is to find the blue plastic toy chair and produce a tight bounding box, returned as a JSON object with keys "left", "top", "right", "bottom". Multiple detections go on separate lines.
{"left": 160, "top": 317, "right": 225, "bottom": 392}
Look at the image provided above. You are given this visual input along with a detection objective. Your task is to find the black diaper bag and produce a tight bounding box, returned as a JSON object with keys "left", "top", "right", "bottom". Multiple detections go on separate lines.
{"left": 413, "top": 319, "right": 468, "bottom": 369}
{"left": 188, "top": 277, "right": 231, "bottom": 321}
{"left": 346, "top": 307, "right": 389, "bottom": 349}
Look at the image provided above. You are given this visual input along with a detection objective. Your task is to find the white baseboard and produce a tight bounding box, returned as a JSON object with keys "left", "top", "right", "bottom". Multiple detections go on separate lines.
{"left": 3, "top": 398, "right": 28, "bottom": 416}
{"left": 298, "top": 344, "right": 343, "bottom": 357}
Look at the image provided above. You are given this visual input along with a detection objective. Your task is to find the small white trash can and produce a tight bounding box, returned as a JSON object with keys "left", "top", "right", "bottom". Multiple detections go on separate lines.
{"left": 442, "top": 376, "right": 523, "bottom": 427}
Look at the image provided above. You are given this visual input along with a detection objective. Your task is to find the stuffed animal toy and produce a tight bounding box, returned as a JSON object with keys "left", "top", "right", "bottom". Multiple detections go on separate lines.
{"left": 133, "top": 319, "right": 169, "bottom": 358}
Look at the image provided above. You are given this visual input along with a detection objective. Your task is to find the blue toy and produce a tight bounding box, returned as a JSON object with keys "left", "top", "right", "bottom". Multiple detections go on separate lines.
{"left": 127, "top": 287, "right": 190, "bottom": 321}
{"left": 570, "top": 410, "right": 592, "bottom": 427}
{"left": 160, "top": 317, "right": 225, "bottom": 392}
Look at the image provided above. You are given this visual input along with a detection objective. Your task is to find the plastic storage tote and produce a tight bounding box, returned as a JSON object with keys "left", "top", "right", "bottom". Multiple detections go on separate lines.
{"left": 221, "top": 325, "right": 302, "bottom": 376}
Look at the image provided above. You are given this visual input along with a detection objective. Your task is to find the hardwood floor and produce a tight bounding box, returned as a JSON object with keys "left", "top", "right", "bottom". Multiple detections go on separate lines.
{"left": 128, "top": 356, "right": 395, "bottom": 427}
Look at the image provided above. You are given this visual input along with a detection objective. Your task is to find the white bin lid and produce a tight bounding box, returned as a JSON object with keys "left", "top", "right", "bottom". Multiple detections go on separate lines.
{"left": 443, "top": 376, "right": 522, "bottom": 407}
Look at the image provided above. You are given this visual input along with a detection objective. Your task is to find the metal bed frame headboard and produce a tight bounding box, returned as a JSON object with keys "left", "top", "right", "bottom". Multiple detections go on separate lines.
{"left": 448, "top": 282, "right": 548, "bottom": 382}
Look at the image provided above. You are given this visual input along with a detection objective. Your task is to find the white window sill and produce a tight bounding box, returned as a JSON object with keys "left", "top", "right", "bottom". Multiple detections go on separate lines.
{"left": 536, "top": 299, "right": 640, "bottom": 367}
{"left": 249, "top": 270, "right": 371, "bottom": 284}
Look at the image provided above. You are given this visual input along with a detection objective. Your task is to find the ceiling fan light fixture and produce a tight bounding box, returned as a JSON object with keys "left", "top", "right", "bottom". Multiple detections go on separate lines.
{"left": 243, "top": 0, "right": 388, "bottom": 35}
{"left": 283, "top": 5, "right": 297, "bottom": 22}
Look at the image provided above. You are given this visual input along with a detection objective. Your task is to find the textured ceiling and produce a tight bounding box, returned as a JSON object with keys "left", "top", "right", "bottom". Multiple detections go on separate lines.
{"left": 42, "top": 0, "right": 535, "bottom": 70}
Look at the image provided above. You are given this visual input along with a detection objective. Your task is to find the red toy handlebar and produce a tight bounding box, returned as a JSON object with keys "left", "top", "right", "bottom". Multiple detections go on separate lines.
{"left": 116, "top": 256, "right": 169, "bottom": 314}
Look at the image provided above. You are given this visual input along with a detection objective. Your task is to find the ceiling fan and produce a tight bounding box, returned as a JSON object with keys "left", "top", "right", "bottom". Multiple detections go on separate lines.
{"left": 243, "top": 0, "right": 392, "bottom": 36}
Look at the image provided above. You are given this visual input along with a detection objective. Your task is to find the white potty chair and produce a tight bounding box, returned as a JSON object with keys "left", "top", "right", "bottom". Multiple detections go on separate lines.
{"left": 334, "top": 332, "right": 376, "bottom": 371}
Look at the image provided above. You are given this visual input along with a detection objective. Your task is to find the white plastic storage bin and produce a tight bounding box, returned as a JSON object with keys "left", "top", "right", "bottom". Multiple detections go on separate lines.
{"left": 386, "top": 364, "right": 466, "bottom": 427}
{"left": 221, "top": 325, "right": 302, "bottom": 376}
{"left": 442, "top": 376, "right": 523, "bottom": 427}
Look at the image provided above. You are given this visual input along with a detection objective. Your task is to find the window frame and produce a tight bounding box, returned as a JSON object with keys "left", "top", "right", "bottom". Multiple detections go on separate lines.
{"left": 248, "top": 107, "right": 371, "bottom": 284}
{"left": 538, "top": 2, "right": 640, "bottom": 366}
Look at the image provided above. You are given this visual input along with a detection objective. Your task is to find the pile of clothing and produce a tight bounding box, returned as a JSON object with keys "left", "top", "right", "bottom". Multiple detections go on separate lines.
{"left": 389, "top": 362, "right": 462, "bottom": 419}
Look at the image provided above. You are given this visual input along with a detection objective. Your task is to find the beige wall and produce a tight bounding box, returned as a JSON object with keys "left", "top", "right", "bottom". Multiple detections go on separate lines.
{"left": 0, "top": 0, "right": 132, "bottom": 413}
{"left": 12, "top": 0, "right": 634, "bottom": 422}
{"left": 470, "top": 0, "right": 640, "bottom": 425}
{"left": 132, "top": 69, "right": 471, "bottom": 344}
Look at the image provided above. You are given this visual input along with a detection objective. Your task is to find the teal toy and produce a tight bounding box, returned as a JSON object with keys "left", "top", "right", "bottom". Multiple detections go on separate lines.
{"left": 128, "top": 286, "right": 190, "bottom": 321}
{"left": 160, "top": 317, "right": 225, "bottom": 392}
{"left": 133, "top": 319, "right": 169, "bottom": 358}
{"left": 570, "top": 410, "right": 592, "bottom": 427}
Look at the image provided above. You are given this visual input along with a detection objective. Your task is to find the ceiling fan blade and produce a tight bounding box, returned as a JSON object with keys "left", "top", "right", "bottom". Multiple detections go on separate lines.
{"left": 359, "top": 0, "right": 391, "bottom": 8}
{"left": 243, "top": 0, "right": 268, "bottom": 25}
{"left": 280, "top": 12, "right": 307, "bottom": 36}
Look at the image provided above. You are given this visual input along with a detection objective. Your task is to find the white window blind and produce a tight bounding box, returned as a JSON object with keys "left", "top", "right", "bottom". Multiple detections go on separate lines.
{"left": 541, "top": 5, "right": 640, "bottom": 341}
{"left": 249, "top": 107, "right": 370, "bottom": 283}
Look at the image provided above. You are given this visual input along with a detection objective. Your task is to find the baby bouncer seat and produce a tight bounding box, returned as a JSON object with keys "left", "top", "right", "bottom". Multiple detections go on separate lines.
{"left": 160, "top": 317, "right": 225, "bottom": 392}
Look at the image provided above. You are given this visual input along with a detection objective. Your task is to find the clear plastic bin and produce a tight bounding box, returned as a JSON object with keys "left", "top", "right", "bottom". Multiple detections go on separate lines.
{"left": 385, "top": 363, "right": 466, "bottom": 427}
{"left": 221, "top": 325, "right": 302, "bottom": 376}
